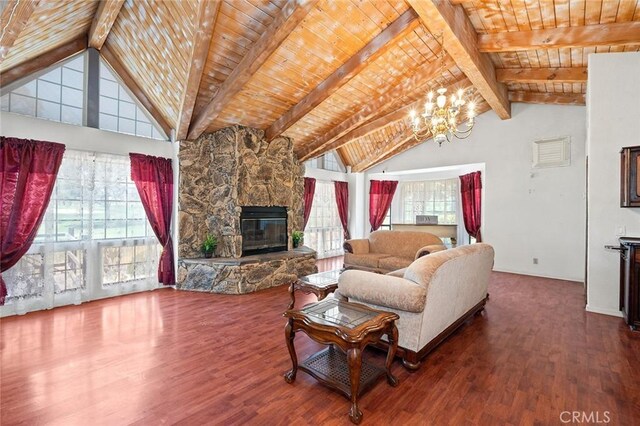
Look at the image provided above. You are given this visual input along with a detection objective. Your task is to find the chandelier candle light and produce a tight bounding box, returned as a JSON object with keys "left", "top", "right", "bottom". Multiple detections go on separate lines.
{"left": 409, "top": 86, "right": 477, "bottom": 146}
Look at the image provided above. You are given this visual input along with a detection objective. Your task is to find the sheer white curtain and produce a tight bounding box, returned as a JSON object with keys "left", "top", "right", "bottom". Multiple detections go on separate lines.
{"left": 2, "top": 150, "right": 159, "bottom": 316}
{"left": 305, "top": 181, "right": 344, "bottom": 259}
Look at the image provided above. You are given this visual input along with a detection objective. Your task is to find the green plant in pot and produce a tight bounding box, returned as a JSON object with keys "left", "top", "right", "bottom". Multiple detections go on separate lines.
{"left": 292, "top": 231, "right": 304, "bottom": 248}
{"left": 201, "top": 234, "right": 218, "bottom": 258}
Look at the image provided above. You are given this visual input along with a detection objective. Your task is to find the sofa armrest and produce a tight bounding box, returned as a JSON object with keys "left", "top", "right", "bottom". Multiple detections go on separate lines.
{"left": 415, "top": 244, "right": 447, "bottom": 260}
{"left": 343, "top": 239, "right": 370, "bottom": 254}
{"left": 338, "top": 270, "right": 426, "bottom": 313}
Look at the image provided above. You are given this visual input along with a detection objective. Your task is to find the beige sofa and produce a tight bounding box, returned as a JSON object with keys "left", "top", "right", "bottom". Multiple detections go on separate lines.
{"left": 343, "top": 230, "right": 447, "bottom": 274}
{"left": 337, "top": 243, "right": 494, "bottom": 370}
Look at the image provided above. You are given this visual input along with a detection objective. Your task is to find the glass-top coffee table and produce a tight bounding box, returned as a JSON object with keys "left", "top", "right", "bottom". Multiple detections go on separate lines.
{"left": 283, "top": 298, "right": 399, "bottom": 424}
{"left": 288, "top": 270, "right": 340, "bottom": 309}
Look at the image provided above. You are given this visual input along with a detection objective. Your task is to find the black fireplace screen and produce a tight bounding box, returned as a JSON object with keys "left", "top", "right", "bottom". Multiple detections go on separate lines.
{"left": 240, "top": 206, "right": 287, "bottom": 256}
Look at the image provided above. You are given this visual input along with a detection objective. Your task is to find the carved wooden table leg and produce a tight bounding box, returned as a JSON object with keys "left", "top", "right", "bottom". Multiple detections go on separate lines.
{"left": 385, "top": 323, "right": 399, "bottom": 387}
{"left": 346, "top": 347, "right": 363, "bottom": 424}
{"left": 287, "top": 282, "right": 296, "bottom": 310}
{"left": 284, "top": 318, "right": 297, "bottom": 383}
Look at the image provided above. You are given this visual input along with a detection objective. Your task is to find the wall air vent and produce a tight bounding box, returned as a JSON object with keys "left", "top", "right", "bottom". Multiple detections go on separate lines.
{"left": 532, "top": 137, "right": 571, "bottom": 168}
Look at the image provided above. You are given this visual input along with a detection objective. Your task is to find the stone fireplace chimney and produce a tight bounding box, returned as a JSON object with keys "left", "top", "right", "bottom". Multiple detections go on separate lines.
{"left": 176, "top": 126, "right": 316, "bottom": 294}
{"left": 178, "top": 125, "right": 304, "bottom": 259}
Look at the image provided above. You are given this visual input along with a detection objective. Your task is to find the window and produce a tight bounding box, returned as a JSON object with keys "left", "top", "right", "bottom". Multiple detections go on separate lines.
{"left": 0, "top": 52, "right": 167, "bottom": 141}
{"left": 379, "top": 208, "right": 392, "bottom": 230}
{"left": 304, "top": 152, "right": 343, "bottom": 172}
{"left": 101, "top": 242, "right": 160, "bottom": 285}
{"left": 99, "top": 60, "right": 167, "bottom": 140}
{"left": 4, "top": 150, "right": 160, "bottom": 305}
{"left": 397, "top": 179, "right": 458, "bottom": 225}
{"left": 305, "top": 181, "right": 344, "bottom": 259}
{"left": 323, "top": 152, "right": 341, "bottom": 172}
{"left": 1, "top": 54, "right": 85, "bottom": 126}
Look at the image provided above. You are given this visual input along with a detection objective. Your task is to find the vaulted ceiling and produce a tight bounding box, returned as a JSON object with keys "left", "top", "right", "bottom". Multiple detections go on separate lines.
{"left": 1, "top": 0, "right": 640, "bottom": 171}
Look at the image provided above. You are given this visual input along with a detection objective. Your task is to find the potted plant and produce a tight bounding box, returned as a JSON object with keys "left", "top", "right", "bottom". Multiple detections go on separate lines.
{"left": 292, "top": 231, "right": 304, "bottom": 248}
{"left": 201, "top": 234, "right": 218, "bottom": 258}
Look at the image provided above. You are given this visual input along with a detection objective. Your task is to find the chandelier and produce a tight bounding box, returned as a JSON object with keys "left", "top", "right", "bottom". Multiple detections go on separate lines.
{"left": 408, "top": 34, "right": 477, "bottom": 146}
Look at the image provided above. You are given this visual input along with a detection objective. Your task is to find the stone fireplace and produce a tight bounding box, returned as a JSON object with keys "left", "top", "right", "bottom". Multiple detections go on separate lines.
{"left": 177, "top": 125, "right": 316, "bottom": 294}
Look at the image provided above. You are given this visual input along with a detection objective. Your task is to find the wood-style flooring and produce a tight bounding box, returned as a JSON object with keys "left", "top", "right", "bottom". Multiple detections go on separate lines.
{"left": 1, "top": 259, "right": 639, "bottom": 425}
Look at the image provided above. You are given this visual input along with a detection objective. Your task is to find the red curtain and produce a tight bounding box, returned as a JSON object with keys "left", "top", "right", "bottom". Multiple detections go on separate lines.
{"left": 369, "top": 180, "right": 398, "bottom": 232}
{"left": 303, "top": 177, "right": 316, "bottom": 229}
{"left": 130, "top": 153, "right": 175, "bottom": 285}
{"left": 334, "top": 181, "right": 350, "bottom": 239}
{"left": 459, "top": 171, "right": 482, "bottom": 242}
{"left": 0, "top": 137, "right": 65, "bottom": 305}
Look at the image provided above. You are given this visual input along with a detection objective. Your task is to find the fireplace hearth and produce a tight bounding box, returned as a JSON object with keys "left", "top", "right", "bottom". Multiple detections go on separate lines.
{"left": 241, "top": 206, "right": 287, "bottom": 256}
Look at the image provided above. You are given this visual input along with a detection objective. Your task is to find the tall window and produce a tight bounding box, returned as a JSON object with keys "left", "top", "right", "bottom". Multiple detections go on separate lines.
{"left": 4, "top": 150, "right": 160, "bottom": 306}
{"left": 306, "top": 181, "right": 344, "bottom": 259}
{"left": 99, "top": 60, "right": 166, "bottom": 140}
{"left": 1, "top": 54, "right": 85, "bottom": 126}
{"left": 397, "top": 179, "right": 458, "bottom": 225}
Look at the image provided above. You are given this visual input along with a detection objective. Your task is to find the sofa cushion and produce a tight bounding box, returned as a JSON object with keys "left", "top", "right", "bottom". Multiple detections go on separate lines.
{"left": 378, "top": 256, "right": 412, "bottom": 272}
{"left": 344, "top": 252, "right": 390, "bottom": 269}
{"left": 338, "top": 270, "right": 427, "bottom": 313}
{"left": 386, "top": 267, "right": 408, "bottom": 278}
{"left": 369, "top": 230, "right": 444, "bottom": 260}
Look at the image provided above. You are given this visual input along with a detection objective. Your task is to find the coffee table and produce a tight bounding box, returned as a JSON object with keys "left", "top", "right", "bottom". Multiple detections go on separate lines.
{"left": 288, "top": 269, "right": 340, "bottom": 309}
{"left": 283, "top": 298, "right": 399, "bottom": 424}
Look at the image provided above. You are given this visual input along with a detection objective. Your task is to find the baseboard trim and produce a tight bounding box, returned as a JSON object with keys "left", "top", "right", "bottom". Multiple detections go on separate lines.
{"left": 585, "top": 305, "right": 623, "bottom": 318}
{"left": 493, "top": 268, "right": 584, "bottom": 284}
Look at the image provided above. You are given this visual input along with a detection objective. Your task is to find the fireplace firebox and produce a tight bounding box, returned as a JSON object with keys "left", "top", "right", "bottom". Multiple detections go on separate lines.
{"left": 240, "top": 206, "right": 288, "bottom": 256}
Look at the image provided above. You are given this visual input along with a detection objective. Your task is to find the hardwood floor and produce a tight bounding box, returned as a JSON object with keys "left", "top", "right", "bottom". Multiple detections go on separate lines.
{"left": 1, "top": 265, "right": 639, "bottom": 425}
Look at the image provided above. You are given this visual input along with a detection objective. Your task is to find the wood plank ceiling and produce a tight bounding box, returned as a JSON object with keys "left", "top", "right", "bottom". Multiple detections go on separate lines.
{"left": 1, "top": 0, "right": 640, "bottom": 171}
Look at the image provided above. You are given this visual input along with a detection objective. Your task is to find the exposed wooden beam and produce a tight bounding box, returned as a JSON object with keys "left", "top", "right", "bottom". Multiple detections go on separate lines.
{"left": 264, "top": 8, "right": 420, "bottom": 141}
{"left": 406, "top": 0, "right": 510, "bottom": 120}
{"left": 1, "top": 35, "right": 86, "bottom": 87}
{"left": 497, "top": 67, "right": 587, "bottom": 84}
{"left": 297, "top": 55, "right": 456, "bottom": 161}
{"left": 101, "top": 44, "right": 173, "bottom": 136}
{"left": 187, "top": 0, "right": 318, "bottom": 140}
{"left": 88, "top": 0, "right": 125, "bottom": 50}
{"left": 354, "top": 102, "right": 491, "bottom": 172}
{"left": 508, "top": 91, "right": 585, "bottom": 106}
{"left": 176, "top": 0, "right": 220, "bottom": 140}
{"left": 338, "top": 77, "right": 471, "bottom": 149}
{"left": 0, "top": 0, "right": 40, "bottom": 63}
{"left": 478, "top": 22, "right": 640, "bottom": 52}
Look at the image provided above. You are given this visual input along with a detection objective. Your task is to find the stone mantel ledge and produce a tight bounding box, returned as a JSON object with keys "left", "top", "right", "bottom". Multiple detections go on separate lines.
{"left": 181, "top": 247, "right": 315, "bottom": 266}
{"left": 177, "top": 247, "right": 318, "bottom": 294}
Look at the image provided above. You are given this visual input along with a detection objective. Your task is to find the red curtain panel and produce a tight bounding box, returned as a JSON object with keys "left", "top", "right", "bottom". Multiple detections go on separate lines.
{"left": 130, "top": 153, "right": 175, "bottom": 285}
{"left": 0, "top": 137, "right": 65, "bottom": 305}
{"left": 369, "top": 180, "right": 398, "bottom": 231}
{"left": 303, "top": 177, "right": 316, "bottom": 230}
{"left": 334, "top": 181, "right": 350, "bottom": 239}
{"left": 459, "top": 171, "right": 483, "bottom": 242}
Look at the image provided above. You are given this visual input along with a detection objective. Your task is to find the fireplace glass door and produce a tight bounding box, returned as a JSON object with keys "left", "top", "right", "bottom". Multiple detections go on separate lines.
{"left": 241, "top": 207, "right": 287, "bottom": 256}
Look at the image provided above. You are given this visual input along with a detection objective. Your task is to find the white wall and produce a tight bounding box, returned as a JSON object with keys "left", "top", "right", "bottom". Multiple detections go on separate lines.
{"left": 1, "top": 112, "right": 174, "bottom": 157}
{"left": 367, "top": 103, "right": 587, "bottom": 282}
{"left": 586, "top": 52, "right": 640, "bottom": 317}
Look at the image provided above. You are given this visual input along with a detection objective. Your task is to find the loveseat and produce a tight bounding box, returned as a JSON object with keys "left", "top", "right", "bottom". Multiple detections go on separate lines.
{"left": 337, "top": 243, "right": 494, "bottom": 370}
{"left": 343, "top": 230, "right": 447, "bottom": 274}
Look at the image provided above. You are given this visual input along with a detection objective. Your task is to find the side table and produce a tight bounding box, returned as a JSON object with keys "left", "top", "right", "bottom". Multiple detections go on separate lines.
{"left": 283, "top": 298, "right": 399, "bottom": 424}
{"left": 288, "top": 269, "right": 340, "bottom": 309}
